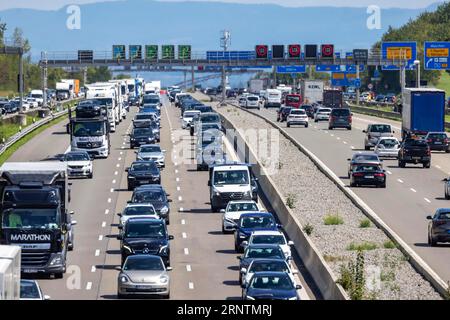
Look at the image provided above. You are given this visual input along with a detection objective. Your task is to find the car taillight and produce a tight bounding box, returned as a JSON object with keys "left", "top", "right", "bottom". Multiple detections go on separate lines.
{"left": 435, "top": 220, "right": 446, "bottom": 226}
{"left": 348, "top": 116, "right": 352, "bottom": 122}
{"left": 353, "top": 172, "right": 364, "bottom": 177}
{"left": 427, "top": 148, "right": 431, "bottom": 156}
{"left": 444, "top": 138, "right": 448, "bottom": 144}
{"left": 374, "top": 173, "right": 385, "bottom": 177}
{"left": 427, "top": 139, "right": 432, "bottom": 143}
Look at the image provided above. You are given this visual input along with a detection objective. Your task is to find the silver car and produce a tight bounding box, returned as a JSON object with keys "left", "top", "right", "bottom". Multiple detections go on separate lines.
{"left": 374, "top": 137, "right": 400, "bottom": 159}
{"left": 443, "top": 177, "right": 450, "bottom": 200}
{"left": 117, "top": 255, "right": 172, "bottom": 299}
{"left": 20, "top": 280, "right": 50, "bottom": 300}
{"left": 363, "top": 124, "right": 394, "bottom": 150}
{"left": 136, "top": 144, "right": 165, "bottom": 168}
{"left": 314, "top": 108, "right": 332, "bottom": 122}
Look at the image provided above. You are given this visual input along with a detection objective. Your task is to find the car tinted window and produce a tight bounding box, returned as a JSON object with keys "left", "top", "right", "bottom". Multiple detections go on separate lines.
{"left": 247, "top": 97, "right": 259, "bottom": 101}
{"left": 286, "top": 96, "right": 300, "bottom": 103}
{"left": 318, "top": 108, "right": 331, "bottom": 113}
{"left": 290, "top": 109, "right": 306, "bottom": 115}
{"left": 201, "top": 114, "right": 220, "bottom": 122}
{"left": 140, "top": 146, "right": 160, "bottom": 153}
{"left": 240, "top": 216, "right": 274, "bottom": 228}
{"left": 245, "top": 247, "right": 284, "bottom": 259}
{"left": 355, "top": 165, "right": 381, "bottom": 172}
{"left": 133, "top": 190, "right": 165, "bottom": 202}
{"left": 123, "top": 206, "right": 156, "bottom": 216}
{"left": 20, "top": 281, "right": 40, "bottom": 299}
{"left": 249, "top": 261, "right": 289, "bottom": 273}
{"left": 228, "top": 203, "right": 258, "bottom": 212}
{"left": 379, "top": 139, "right": 399, "bottom": 148}
{"left": 331, "top": 109, "right": 350, "bottom": 116}
{"left": 131, "top": 162, "right": 157, "bottom": 171}
{"left": 250, "top": 275, "right": 294, "bottom": 290}
{"left": 251, "top": 235, "right": 286, "bottom": 245}
{"left": 404, "top": 139, "right": 428, "bottom": 147}
{"left": 133, "top": 128, "right": 152, "bottom": 135}
{"left": 428, "top": 133, "right": 447, "bottom": 139}
{"left": 124, "top": 257, "right": 164, "bottom": 271}
{"left": 125, "top": 222, "right": 166, "bottom": 238}
{"left": 369, "top": 125, "right": 391, "bottom": 133}
{"left": 438, "top": 212, "right": 450, "bottom": 220}
{"left": 353, "top": 154, "right": 379, "bottom": 162}
{"left": 65, "top": 153, "right": 90, "bottom": 161}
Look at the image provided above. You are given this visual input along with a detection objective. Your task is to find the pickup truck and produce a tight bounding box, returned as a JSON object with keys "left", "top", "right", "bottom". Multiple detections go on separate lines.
{"left": 398, "top": 138, "right": 431, "bottom": 168}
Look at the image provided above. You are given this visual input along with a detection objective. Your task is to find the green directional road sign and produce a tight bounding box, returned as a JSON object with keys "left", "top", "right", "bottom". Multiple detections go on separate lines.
{"left": 178, "top": 45, "right": 191, "bottom": 60}
{"left": 145, "top": 45, "right": 158, "bottom": 60}
{"left": 112, "top": 45, "right": 126, "bottom": 59}
{"left": 129, "top": 45, "right": 142, "bottom": 59}
{"left": 162, "top": 45, "right": 175, "bottom": 59}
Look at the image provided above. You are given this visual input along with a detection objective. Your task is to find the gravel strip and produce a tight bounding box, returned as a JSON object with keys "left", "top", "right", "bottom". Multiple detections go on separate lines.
{"left": 198, "top": 95, "right": 442, "bottom": 300}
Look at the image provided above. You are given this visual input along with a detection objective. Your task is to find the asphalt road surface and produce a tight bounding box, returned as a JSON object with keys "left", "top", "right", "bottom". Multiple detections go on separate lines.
{"left": 11, "top": 97, "right": 318, "bottom": 300}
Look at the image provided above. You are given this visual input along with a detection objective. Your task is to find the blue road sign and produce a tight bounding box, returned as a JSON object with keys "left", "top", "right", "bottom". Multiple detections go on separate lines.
{"left": 331, "top": 72, "right": 357, "bottom": 87}
{"left": 381, "top": 41, "right": 417, "bottom": 71}
{"left": 206, "top": 51, "right": 255, "bottom": 61}
{"left": 316, "top": 65, "right": 343, "bottom": 72}
{"left": 346, "top": 64, "right": 365, "bottom": 72}
{"left": 276, "top": 65, "right": 306, "bottom": 73}
{"left": 424, "top": 42, "right": 450, "bottom": 70}
{"left": 353, "top": 78, "right": 361, "bottom": 88}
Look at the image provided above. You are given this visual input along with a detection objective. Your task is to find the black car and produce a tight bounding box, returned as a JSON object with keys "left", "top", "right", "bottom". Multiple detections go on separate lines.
{"left": 3, "top": 102, "right": 18, "bottom": 114}
{"left": 127, "top": 161, "right": 161, "bottom": 190}
{"left": 117, "top": 218, "right": 174, "bottom": 266}
{"left": 276, "top": 107, "right": 292, "bottom": 122}
{"left": 425, "top": 132, "right": 449, "bottom": 153}
{"left": 128, "top": 96, "right": 140, "bottom": 106}
{"left": 427, "top": 208, "right": 450, "bottom": 246}
{"left": 237, "top": 244, "right": 287, "bottom": 284}
{"left": 300, "top": 105, "right": 314, "bottom": 118}
{"left": 130, "top": 185, "right": 172, "bottom": 224}
{"left": 234, "top": 213, "right": 280, "bottom": 253}
{"left": 242, "top": 271, "right": 301, "bottom": 300}
{"left": 328, "top": 108, "right": 352, "bottom": 130}
{"left": 398, "top": 138, "right": 431, "bottom": 168}
{"left": 350, "top": 164, "right": 386, "bottom": 188}
{"left": 129, "top": 127, "right": 156, "bottom": 148}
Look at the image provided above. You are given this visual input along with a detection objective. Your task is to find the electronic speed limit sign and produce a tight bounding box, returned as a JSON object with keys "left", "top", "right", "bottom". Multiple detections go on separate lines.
{"left": 288, "top": 44, "right": 301, "bottom": 58}
{"left": 255, "top": 45, "right": 268, "bottom": 59}
{"left": 321, "top": 44, "right": 334, "bottom": 59}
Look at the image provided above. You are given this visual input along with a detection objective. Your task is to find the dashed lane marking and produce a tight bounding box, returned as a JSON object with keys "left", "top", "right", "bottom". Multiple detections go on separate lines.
{"left": 182, "top": 232, "right": 187, "bottom": 239}
{"left": 107, "top": 198, "right": 112, "bottom": 203}
{"left": 91, "top": 266, "right": 96, "bottom": 273}
{"left": 424, "top": 198, "right": 431, "bottom": 203}
{"left": 95, "top": 249, "right": 100, "bottom": 257}
{"left": 178, "top": 196, "right": 182, "bottom": 201}
{"left": 105, "top": 209, "right": 109, "bottom": 215}
{"left": 181, "top": 219, "right": 186, "bottom": 225}
{"left": 184, "top": 248, "right": 189, "bottom": 255}
{"left": 98, "top": 235, "right": 103, "bottom": 241}
{"left": 188, "top": 282, "right": 194, "bottom": 290}
{"left": 397, "top": 179, "right": 404, "bottom": 183}
{"left": 102, "top": 221, "right": 106, "bottom": 228}
{"left": 86, "top": 282, "right": 92, "bottom": 290}
{"left": 186, "top": 265, "right": 192, "bottom": 272}
{"left": 410, "top": 188, "right": 417, "bottom": 193}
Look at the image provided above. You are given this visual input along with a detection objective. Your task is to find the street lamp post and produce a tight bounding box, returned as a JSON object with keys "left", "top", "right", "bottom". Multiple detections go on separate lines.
{"left": 414, "top": 60, "right": 420, "bottom": 88}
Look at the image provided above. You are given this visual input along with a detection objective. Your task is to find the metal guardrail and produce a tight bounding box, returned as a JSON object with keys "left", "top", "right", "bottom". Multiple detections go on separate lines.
{"left": 0, "top": 101, "right": 78, "bottom": 157}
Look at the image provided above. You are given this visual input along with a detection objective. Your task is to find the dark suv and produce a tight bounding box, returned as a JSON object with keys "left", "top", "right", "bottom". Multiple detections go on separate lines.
{"left": 329, "top": 108, "right": 352, "bottom": 130}
{"left": 276, "top": 107, "right": 292, "bottom": 122}
{"left": 398, "top": 138, "right": 431, "bottom": 168}
{"left": 427, "top": 208, "right": 450, "bottom": 246}
{"left": 425, "top": 132, "right": 449, "bottom": 153}
{"left": 118, "top": 218, "right": 174, "bottom": 266}
{"left": 129, "top": 127, "right": 156, "bottom": 149}
{"left": 130, "top": 185, "right": 172, "bottom": 225}
{"left": 127, "top": 161, "right": 161, "bottom": 190}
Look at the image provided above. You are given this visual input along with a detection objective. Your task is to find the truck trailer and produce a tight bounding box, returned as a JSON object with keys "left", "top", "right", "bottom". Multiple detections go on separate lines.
{"left": 301, "top": 80, "right": 324, "bottom": 104}
{"left": 323, "top": 88, "right": 343, "bottom": 108}
{"left": 0, "top": 245, "right": 21, "bottom": 300}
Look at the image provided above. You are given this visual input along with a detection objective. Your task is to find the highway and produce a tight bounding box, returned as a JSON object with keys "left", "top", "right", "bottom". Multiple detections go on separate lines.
{"left": 246, "top": 106, "right": 450, "bottom": 283}
{"left": 9, "top": 97, "right": 317, "bottom": 300}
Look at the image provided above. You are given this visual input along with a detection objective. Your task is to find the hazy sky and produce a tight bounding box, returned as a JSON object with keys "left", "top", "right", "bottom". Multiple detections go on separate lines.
{"left": 0, "top": 0, "right": 446, "bottom": 10}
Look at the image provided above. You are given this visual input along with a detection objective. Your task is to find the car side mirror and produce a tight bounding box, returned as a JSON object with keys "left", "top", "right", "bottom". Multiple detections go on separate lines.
{"left": 43, "top": 295, "right": 51, "bottom": 300}
{"left": 117, "top": 213, "right": 122, "bottom": 217}
{"left": 242, "top": 241, "right": 248, "bottom": 247}
{"left": 116, "top": 234, "right": 123, "bottom": 240}
{"left": 442, "top": 178, "right": 449, "bottom": 182}
{"left": 240, "top": 268, "right": 247, "bottom": 274}
{"left": 220, "top": 209, "right": 226, "bottom": 213}
{"left": 392, "top": 131, "right": 395, "bottom": 133}
{"left": 237, "top": 256, "right": 242, "bottom": 260}
{"left": 69, "top": 211, "right": 75, "bottom": 215}
{"left": 125, "top": 168, "right": 129, "bottom": 172}
{"left": 362, "top": 130, "right": 366, "bottom": 133}
{"left": 168, "top": 235, "right": 174, "bottom": 240}
{"left": 127, "top": 200, "right": 132, "bottom": 204}
{"left": 426, "top": 215, "right": 433, "bottom": 220}
{"left": 168, "top": 199, "right": 173, "bottom": 203}
{"left": 295, "top": 284, "right": 302, "bottom": 290}
{"left": 288, "top": 240, "right": 294, "bottom": 246}
{"left": 71, "top": 220, "right": 77, "bottom": 226}
{"left": 118, "top": 225, "right": 123, "bottom": 230}
{"left": 166, "top": 266, "right": 173, "bottom": 271}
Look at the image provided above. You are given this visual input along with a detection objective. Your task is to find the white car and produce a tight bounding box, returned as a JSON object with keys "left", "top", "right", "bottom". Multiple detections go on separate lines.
{"left": 374, "top": 137, "right": 400, "bottom": 158}
{"left": 314, "top": 108, "right": 332, "bottom": 122}
{"left": 286, "top": 109, "right": 309, "bottom": 128}
{"left": 181, "top": 110, "right": 201, "bottom": 129}
{"left": 63, "top": 151, "right": 93, "bottom": 178}
{"left": 221, "top": 200, "right": 261, "bottom": 233}
{"left": 118, "top": 203, "right": 159, "bottom": 228}
{"left": 26, "top": 98, "right": 39, "bottom": 108}
{"left": 245, "top": 95, "right": 260, "bottom": 109}
{"left": 239, "top": 97, "right": 247, "bottom": 108}
{"left": 243, "top": 230, "right": 294, "bottom": 259}
{"left": 241, "top": 258, "right": 298, "bottom": 287}
{"left": 20, "top": 280, "right": 50, "bottom": 300}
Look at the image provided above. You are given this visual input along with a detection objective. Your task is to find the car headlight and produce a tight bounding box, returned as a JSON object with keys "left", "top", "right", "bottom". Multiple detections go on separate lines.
{"left": 244, "top": 191, "right": 252, "bottom": 197}
{"left": 159, "top": 275, "right": 169, "bottom": 284}
{"left": 148, "top": 137, "right": 153, "bottom": 141}
{"left": 49, "top": 254, "right": 63, "bottom": 266}
{"left": 289, "top": 297, "right": 298, "bottom": 300}
{"left": 120, "top": 275, "right": 129, "bottom": 283}
{"left": 239, "top": 233, "right": 247, "bottom": 239}
{"left": 137, "top": 156, "right": 143, "bottom": 161}
{"left": 122, "top": 245, "right": 133, "bottom": 253}
{"left": 159, "top": 245, "right": 169, "bottom": 255}
{"left": 246, "top": 296, "right": 255, "bottom": 300}
{"left": 160, "top": 206, "right": 169, "bottom": 214}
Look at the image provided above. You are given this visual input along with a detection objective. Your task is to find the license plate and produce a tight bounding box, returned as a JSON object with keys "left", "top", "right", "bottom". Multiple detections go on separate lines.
{"left": 412, "top": 157, "right": 421, "bottom": 160}
{"left": 434, "top": 142, "right": 442, "bottom": 145}
{"left": 136, "top": 285, "right": 154, "bottom": 289}
{"left": 140, "top": 180, "right": 150, "bottom": 184}
{"left": 365, "top": 175, "right": 374, "bottom": 179}
{"left": 23, "top": 269, "right": 38, "bottom": 273}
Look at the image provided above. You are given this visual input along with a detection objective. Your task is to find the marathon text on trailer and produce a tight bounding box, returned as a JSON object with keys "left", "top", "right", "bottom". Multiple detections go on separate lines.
{"left": 10, "top": 234, "right": 51, "bottom": 242}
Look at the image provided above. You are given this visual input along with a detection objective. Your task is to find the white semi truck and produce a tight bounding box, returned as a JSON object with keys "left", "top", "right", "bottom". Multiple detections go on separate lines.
{"left": 144, "top": 81, "right": 161, "bottom": 96}
{"left": 300, "top": 80, "right": 324, "bottom": 104}
{"left": 0, "top": 245, "right": 21, "bottom": 300}
{"left": 85, "top": 83, "right": 118, "bottom": 132}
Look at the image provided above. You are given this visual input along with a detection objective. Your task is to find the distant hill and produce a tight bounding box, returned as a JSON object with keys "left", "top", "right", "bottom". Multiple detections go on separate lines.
{"left": 0, "top": 0, "right": 440, "bottom": 60}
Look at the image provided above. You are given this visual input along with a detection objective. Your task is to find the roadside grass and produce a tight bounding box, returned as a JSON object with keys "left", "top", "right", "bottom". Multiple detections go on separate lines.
{"left": 359, "top": 218, "right": 371, "bottom": 228}
{"left": 0, "top": 115, "right": 68, "bottom": 165}
{"left": 0, "top": 90, "right": 18, "bottom": 98}
{"left": 436, "top": 71, "right": 450, "bottom": 97}
{"left": 323, "top": 213, "right": 344, "bottom": 225}
{"left": 383, "top": 240, "right": 397, "bottom": 249}
{"left": 346, "top": 241, "right": 378, "bottom": 251}
{"left": 0, "top": 115, "right": 37, "bottom": 141}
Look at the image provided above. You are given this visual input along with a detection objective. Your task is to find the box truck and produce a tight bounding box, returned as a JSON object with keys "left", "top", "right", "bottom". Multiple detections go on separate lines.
{"left": 301, "top": 80, "right": 324, "bottom": 104}
{"left": 0, "top": 245, "right": 21, "bottom": 300}
{"left": 402, "top": 88, "right": 446, "bottom": 139}
{"left": 323, "top": 88, "right": 343, "bottom": 108}
{"left": 249, "top": 79, "right": 264, "bottom": 94}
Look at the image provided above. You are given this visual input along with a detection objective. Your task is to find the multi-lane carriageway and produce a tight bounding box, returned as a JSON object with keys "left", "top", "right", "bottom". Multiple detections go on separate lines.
{"left": 11, "top": 96, "right": 318, "bottom": 300}
{"left": 249, "top": 107, "right": 450, "bottom": 284}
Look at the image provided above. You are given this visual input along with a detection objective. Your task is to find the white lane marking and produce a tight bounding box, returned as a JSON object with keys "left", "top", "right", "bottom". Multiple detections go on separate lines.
{"left": 424, "top": 198, "right": 431, "bottom": 203}
{"left": 112, "top": 179, "right": 116, "bottom": 184}
{"left": 121, "top": 146, "right": 125, "bottom": 149}
{"left": 107, "top": 198, "right": 112, "bottom": 203}
{"left": 95, "top": 249, "right": 100, "bottom": 257}
{"left": 86, "top": 282, "right": 92, "bottom": 290}
{"left": 330, "top": 134, "right": 334, "bottom": 137}
{"left": 178, "top": 196, "right": 182, "bottom": 201}
{"left": 397, "top": 179, "right": 404, "bottom": 183}
{"left": 410, "top": 188, "right": 417, "bottom": 193}
{"left": 98, "top": 235, "right": 103, "bottom": 241}
{"left": 351, "top": 146, "right": 355, "bottom": 149}
{"left": 343, "top": 141, "right": 347, "bottom": 144}
{"left": 174, "top": 155, "right": 177, "bottom": 160}
{"left": 114, "top": 171, "right": 118, "bottom": 175}
{"left": 175, "top": 169, "right": 179, "bottom": 174}
{"left": 116, "top": 164, "right": 120, "bottom": 168}
{"left": 162, "top": 99, "right": 174, "bottom": 131}
{"left": 337, "top": 137, "right": 341, "bottom": 140}
{"left": 179, "top": 207, "right": 184, "bottom": 212}
{"left": 182, "top": 232, "right": 187, "bottom": 239}
{"left": 435, "top": 165, "right": 441, "bottom": 169}
{"left": 177, "top": 186, "right": 181, "bottom": 191}
{"left": 174, "top": 162, "right": 178, "bottom": 166}
{"left": 104, "top": 209, "right": 109, "bottom": 215}
{"left": 186, "top": 265, "right": 192, "bottom": 272}
{"left": 120, "top": 152, "right": 123, "bottom": 155}
{"left": 102, "top": 221, "right": 106, "bottom": 228}
{"left": 314, "top": 126, "right": 317, "bottom": 129}
{"left": 176, "top": 177, "right": 180, "bottom": 182}
{"left": 181, "top": 219, "right": 186, "bottom": 225}
{"left": 91, "top": 266, "right": 96, "bottom": 273}
{"left": 386, "top": 171, "right": 392, "bottom": 175}
{"left": 118, "top": 157, "right": 122, "bottom": 161}
{"left": 184, "top": 248, "right": 189, "bottom": 255}
{"left": 110, "top": 188, "right": 114, "bottom": 193}
{"left": 325, "top": 131, "right": 329, "bottom": 134}
{"left": 188, "top": 282, "right": 194, "bottom": 290}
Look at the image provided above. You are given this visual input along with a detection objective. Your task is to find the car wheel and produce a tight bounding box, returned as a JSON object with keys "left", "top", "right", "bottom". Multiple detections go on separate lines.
{"left": 314, "top": 119, "right": 318, "bottom": 123}
{"left": 350, "top": 182, "right": 356, "bottom": 187}
{"left": 423, "top": 162, "right": 431, "bottom": 169}
{"left": 166, "top": 218, "right": 170, "bottom": 225}
{"left": 328, "top": 126, "right": 333, "bottom": 130}
{"left": 347, "top": 126, "right": 352, "bottom": 131}
{"left": 68, "top": 241, "right": 74, "bottom": 251}
{"left": 162, "top": 293, "right": 170, "bottom": 299}
{"left": 445, "top": 192, "right": 450, "bottom": 200}
{"left": 364, "top": 145, "right": 370, "bottom": 151}
{"left": 446, "top": 148, "right": 450, "bottom": 153}
{"left": 399, "top": 161, "right": 405, "bottom": 168}
{"left": 211, "top": 205, "right": 218, "bottom": 213}
{"left": 127, "top": 184, "right": 133, "bottom": 191}
{"left": 305, "top": 123, "right": 309, "bottom": 128}
{"left": 234, "top": 243, "right": 239, "bottom": 252}
{"left": 54, "top": 272, "right": 64, "bottom": 279}
{"left": 381, "top": 182, "right": 386, "bottom": 188}
{"left": 197, "top": 164, "right": 202, "bottom": 171}
{"left": 88, "top": 173, "right": 93, "bottom": 179}
{"left": 117, "top": 292, "right": 126, "bottom": 299}
{"left": 287, "top": 123, "right": 290, "bottom": 128}
{"left": 429, "top": 234, "right": 437, "bottom": 247}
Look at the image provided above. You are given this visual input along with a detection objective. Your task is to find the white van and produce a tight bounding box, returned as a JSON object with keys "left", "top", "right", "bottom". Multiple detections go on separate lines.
{"left": 264, "top": 89, "right": 282, "bottom": 108}
{"left": 29, "top": 90, "right": 44, "bottom": 106}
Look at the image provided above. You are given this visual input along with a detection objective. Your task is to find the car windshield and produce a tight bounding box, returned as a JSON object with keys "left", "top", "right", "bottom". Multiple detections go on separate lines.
{"left": 123, "top": 257, "right": 164, "bottom": 271}
{"left": 123, "top": 206, "right": 156, "bottom": 216}
{"left": 201, "top": 114, "right": 220, "bottom": 123}
{"left": 135, "top": 114, "right": 153, "bottom": 120}
{"left": 249, "top": 261, "right": 289, "bottom": 273}
{"left": 251, "top": 235, "right": 286, "bottom": 245}
{"left": 65, "top": 153, "right": 90, "bottom": 161}
{"left": 245, "top": 247, "right": 284, "bottom": 259}
{"left": 228, "top": 202, "right": 258, "bottom": 212}
{"left": 250, "top": 275, "right": 294, "bottom": 290}
{"left": 133, "top": 128, "right": 153, "bottom": 136}
{"left": 438, "top": 212, "right": 450, "bottom": 220}
{"left": 214, "top": 170, "right": 249, "bottom": 185}
{"left": 404, "top": 139, "right": 428, "bottom": 147}
{"left": 184, "top": 112, "right": 198, "bottom": 118}
{"left": 20, "top": 281, "right": 40, "bottom": 299}
{"left": 428, "top": 133, "right": 447, "bottom": 139}
{"left": 143, "top": 98, "right": 159, "bottom": 104}
{"left": 131, "top": 162, "right": 157, "bottom": 171}
{"left": 125, "top": 222, "right": 166, "bottom": 238}
{"left": 378, "top": 139, "right": 399, "bottom": 148}
{"left": 369, "top": 125, "right": 391, "bottom": 133}
{"left": 133, "top": 190, "right": 165, "bottom": 202}
{"left": 355, "top": 165, "right": 381, "bottom": 172}
{"left": 290, "top": 110, "right": 306, "bottom": 115}
{"left": 318, "top": 109, "right": 331, "bottom": 113}
{"left": 240, "top": 216, "right": 274, "bottom": 228}
{"left": 332, "top": 109, "right": 350, "bottom": 116}
{"left": 140, "top": 146, "right": 160, "bottom": 153}
{"left": 286, "top": 96, "right": 300, "bottom": 103}
{"left": 353, "top": 154, "right": 379, "bottom": 162}
{"left": 247, "top": 97, "right": 259, "bottom": 101}
{"left": 95, "top": 98, "right": 113, "bottom": 106}
{"left": 2, "top": 208, "right": 60, "bottom": 229}
{"left": 73, "top": 121, "right": 104, "bottom": 137}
